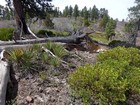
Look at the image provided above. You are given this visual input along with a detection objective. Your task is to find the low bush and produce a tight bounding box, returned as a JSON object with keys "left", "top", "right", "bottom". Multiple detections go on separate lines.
{"left": 37, "top": 30, "right": 54, "bottom": 37}
{"left": 108, "top": 40, "right": 133, "bottom": 48}
{"left": 37, "top": 29, "right": 69, "bottom": 37}
{"left": 0, "top": 28, "right": 14, "bottom": 41}
{"left": 39, "top": 71, "right": 48, "bottom": 81}
{"left": 84, "top": 19, "right": 90, "bottom": 26}
{"left": 68, "top": 47, "right": 140, "bottom": 105}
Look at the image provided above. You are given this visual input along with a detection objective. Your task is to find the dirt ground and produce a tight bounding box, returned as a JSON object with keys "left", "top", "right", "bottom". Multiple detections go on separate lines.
{"left": 6, "top": 49, "right": 98, "bottom": 105}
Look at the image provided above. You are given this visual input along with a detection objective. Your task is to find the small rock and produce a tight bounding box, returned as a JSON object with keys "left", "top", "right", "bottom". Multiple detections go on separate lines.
{"left": 26, "top": 96, "right": 33, "bottom": 103}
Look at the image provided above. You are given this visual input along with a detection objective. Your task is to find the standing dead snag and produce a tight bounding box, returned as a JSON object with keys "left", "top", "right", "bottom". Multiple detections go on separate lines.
{"left": 0, "top": 49, "right": 10, "bottom": 105}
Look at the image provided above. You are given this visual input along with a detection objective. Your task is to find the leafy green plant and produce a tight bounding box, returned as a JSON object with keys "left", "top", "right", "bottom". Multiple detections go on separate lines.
{"left": 97, "top": 46, "right": 140, "bottom": 67}
{"left": 0, "top": 28, "right": 14, "bottom": 41}
{"left": 39, "top": 71, "right": 48, "bottom": 81}
{"left": 68, "top": 47, "right": 140, "bottom": 105}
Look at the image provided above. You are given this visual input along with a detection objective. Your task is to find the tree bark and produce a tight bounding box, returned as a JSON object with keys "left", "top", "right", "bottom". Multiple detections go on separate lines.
{"left": 13, "top": 0, "right": 29, "bottom": 34}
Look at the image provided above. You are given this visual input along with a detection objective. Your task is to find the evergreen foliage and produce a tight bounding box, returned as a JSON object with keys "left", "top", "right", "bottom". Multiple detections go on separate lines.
{"left": 68, "top": 5, "right": 73, "bottom": 17}
{"left": 73, "top": 4, "right": 79, "bottom": 19}
{"left": 43, "top": 12, "right": 54, "bottom": 29}
{"left": 105, "top": 18, "right": 116, "bottom": 39}
{"left": 99, "top": 15, "right": 110, "bottom": 29}
{"left": 128, "top": 0, "right": 140, "bottom": 19}
{"left": 83, "top": 6, "right": 89, "bottom": 20}
{"left": 6, "top": 0, "right": 53, "bottom": 19}
{"left": 63, "top": 6, "right": 69, "bottom": 17}
{"left": 91, "top": 5, "right": 99, "bottom": 21}
{"left": 124, "top": 19, "right": 136, "bottom": 34}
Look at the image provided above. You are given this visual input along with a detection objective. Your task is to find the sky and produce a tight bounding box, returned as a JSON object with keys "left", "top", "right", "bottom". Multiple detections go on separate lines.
{"left": 0, "top": 0, "right": 135, "bottom": 20}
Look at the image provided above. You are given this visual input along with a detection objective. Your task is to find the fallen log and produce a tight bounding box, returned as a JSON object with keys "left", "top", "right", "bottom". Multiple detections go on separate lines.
{"left": 0, "top": 49, "right": 10, "bottom": 105}
{"left": 0, "top": 32, "right": 89, "bottom": 46}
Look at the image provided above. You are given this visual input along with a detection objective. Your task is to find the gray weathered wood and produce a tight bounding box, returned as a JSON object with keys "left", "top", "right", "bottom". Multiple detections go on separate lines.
{"left": 0, "top": 49, "right": 10, "bottom": 105}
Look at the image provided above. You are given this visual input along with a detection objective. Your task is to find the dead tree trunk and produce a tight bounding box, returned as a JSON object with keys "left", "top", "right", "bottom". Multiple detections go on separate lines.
{"left": 0, "top": 50, "right": 10, "bottom": 105}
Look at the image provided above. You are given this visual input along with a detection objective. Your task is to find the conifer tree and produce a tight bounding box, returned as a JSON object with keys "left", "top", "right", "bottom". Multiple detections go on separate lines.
{"left": 73, "top": 4, "right": 79, "bottom": 19}
{"left": 6, "top": 0, "right": 53, "bottom": 34}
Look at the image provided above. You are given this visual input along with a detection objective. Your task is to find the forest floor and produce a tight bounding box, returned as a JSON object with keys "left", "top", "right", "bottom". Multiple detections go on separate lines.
{"left": 6, "top": 47, "right": 140, "bottom": 105}
{"left": 6, "top": 49, "right": 98, "bottom": 105}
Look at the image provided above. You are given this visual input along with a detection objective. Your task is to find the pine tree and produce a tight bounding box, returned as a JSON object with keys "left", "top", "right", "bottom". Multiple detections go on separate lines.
{"left": 63, "top": 6, "right": 69, "bottom": 17}
{"left": 128, "top": 0, "right": 140, "bottom": 19}
{"left": 6, "top": 0, "right": 53, "bottom": 34}
{"left": 91, "top": 5, "right": 99, "bottom": 21}
{"left": 99, "top": 15, "right": 109, "bottom": 29}
{"left": 83, "top": 6, "right": 88, "bottom": 19}
{"left": 80, "top": 9, "right": 84, "bottom": 17}
{"left": 99, "top": 8, "right": 108, "bottom": 18}
{"left": 73, "top": 4, "right": 79, "bottom": 19}
{"left": 105, "top": 18, "right": 116, "bottom": 39}
{"left": 68, "top": 5, "right": 73, "bottom": 17}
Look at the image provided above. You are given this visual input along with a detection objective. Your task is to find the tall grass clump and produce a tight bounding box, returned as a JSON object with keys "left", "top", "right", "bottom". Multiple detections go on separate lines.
{"left": 8, "top": 48, "right": 35, "bottom": 70}
{"left": 0, "top": 28, "right": 14, "bottom": 41}
{"left": 68, "top": 46, "right": 140, "bottom": 105}
{"left": 44, "top": 41, "right": 67, "bottom": 58}
{"left": 8, "top": 42, "right": 67, "bottom": 71}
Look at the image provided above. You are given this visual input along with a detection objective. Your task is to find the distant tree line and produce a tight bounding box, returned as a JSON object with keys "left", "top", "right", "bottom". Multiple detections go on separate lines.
{"left": 0, "top": 2, "right": 117, "bottom": 40}
{"left": 54, "top": 5, "right": 116, "bottom": 39}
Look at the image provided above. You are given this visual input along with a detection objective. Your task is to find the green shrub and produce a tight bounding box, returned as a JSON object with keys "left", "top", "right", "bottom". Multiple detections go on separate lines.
{"left": 108, "top": 40, "right": 133, "bottom": 48}
{"left": 84, "top": 19, "right": 90, "bottom": 26}
{"left": 52, "top": 30, "right": 69, "bottom": 37}
{"left": 97, "top": 46, "right": 140, "bottom": 67}
{"left": 68, "top": 47, "right": 140, "bottom": 105}
{"left": 37, "top": 29, "right": 69, "bottom": 37}
{"left": 39, "top": 71, "right": 48, "bottom": 81}
{"left": 0, "top": 28, "right": 14, "bottom": 41}
{"left": 37, "top": 30, "right": 54, "bottom": 37}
